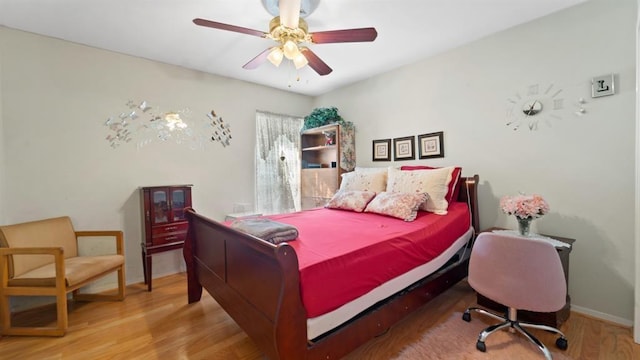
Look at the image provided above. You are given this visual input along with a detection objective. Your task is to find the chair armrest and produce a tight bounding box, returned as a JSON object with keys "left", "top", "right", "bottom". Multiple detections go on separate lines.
{"left": 0, "top": 247, "right": 66, "bottom": 287}
{"left": 0, "top": 247, "right": 64, "bottom": 256}
{"left": 75, "top": 231, "right": 124, "bottom": 255}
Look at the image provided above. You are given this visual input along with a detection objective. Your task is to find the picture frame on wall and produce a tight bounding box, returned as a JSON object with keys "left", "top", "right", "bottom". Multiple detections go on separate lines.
{"left": 393, "top": 136, "right": 415, "bottom": 161}
{"left": 418, "top": 131, "right": 444, "bottom": 159}
{"left": 372, "top": 139, "right": 391, "bottom": 161}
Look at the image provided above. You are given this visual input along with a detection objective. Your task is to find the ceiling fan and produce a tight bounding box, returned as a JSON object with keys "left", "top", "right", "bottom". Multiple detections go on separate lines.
{"left": 192, "top": 0, "right": 378, "bottom": 76}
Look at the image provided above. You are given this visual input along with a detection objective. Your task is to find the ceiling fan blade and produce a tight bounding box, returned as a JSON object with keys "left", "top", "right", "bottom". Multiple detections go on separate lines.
{"left": 311, "top": 28, "right": 378, "bottom": 44}
{"left": 279, "top": 0, "right": 301, "bottom": 28}
{"left": 300, "top": 48, "right": 332, "bottom": 76}
{"left": 193, "top": 18, "right": 266, "bottom": 38}
{"left": 242, "top": 48, "right": 272, "bottom": 70}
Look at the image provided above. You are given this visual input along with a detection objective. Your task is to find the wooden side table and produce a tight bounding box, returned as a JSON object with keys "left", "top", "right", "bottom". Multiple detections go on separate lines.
{"left": 475, "top": 227, "right": 575, "bottom": 328}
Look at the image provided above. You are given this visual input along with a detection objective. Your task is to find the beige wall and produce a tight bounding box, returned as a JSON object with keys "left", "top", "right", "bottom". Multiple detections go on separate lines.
{"left": 315, "top": 0, "right": 637, "bottom": 324}
{"left": 0, "top": 27, "right": 313, "bottom": 293}
{"left": 1, "top": 0, "right": 637, "bottom": 325}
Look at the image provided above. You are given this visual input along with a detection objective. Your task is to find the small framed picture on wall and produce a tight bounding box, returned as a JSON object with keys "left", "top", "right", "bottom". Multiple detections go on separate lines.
{"left": 372, "top": 139, "right": 391, "bottom": 161}
{"left": 393, "top": 136, "right": 415, "bottom": 161}
{"left": 418, "top": 131, "right": 444, "bottom": 159}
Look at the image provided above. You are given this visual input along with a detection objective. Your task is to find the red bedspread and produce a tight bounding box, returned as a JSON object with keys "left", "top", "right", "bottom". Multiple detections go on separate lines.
{"left": 263, "top": 202, "right": 471, "bottom": 318}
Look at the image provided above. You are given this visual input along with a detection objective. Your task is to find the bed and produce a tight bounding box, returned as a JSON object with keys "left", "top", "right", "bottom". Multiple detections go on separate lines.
{"left": 183, "top": 174, "right": 479, "bottom": 360}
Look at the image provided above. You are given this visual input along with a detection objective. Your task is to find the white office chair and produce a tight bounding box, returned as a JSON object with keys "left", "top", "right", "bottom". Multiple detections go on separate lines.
{"left": 462, "top": 232, "right": 568, "bottom": 359}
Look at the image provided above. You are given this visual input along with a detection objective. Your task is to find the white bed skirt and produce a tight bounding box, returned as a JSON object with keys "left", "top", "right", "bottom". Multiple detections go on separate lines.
{"left": 306, "top": 227, "right": 474, "bottom": 340}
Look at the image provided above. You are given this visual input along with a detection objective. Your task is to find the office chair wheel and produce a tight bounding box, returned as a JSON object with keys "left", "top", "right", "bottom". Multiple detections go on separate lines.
{"left": 462, "top": 311, "right": 471, "bottom": 322}
{"left": 476, "top": 340, "right": 486, "bottom": 352}
{"left": 556, "top": 337, "right": 568, "bottom": 350}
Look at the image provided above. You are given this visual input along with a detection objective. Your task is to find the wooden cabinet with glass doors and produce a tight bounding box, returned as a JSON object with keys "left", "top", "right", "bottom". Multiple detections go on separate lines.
{"left": 140, "top": 184, "right": 192, "bottom": 291}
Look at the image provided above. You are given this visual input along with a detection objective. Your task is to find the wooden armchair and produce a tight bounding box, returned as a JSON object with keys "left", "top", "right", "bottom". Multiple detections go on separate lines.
{"left": 0, "top": 216, "right": 125, "bottom": 336}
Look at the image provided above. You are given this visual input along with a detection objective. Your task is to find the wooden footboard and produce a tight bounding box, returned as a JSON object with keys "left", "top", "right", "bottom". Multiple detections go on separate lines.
{"left": 183, "top": 211, "right": 308, "bottom": 359}
{"left": 184, "top": 175, "right": 480, "bottom": 360}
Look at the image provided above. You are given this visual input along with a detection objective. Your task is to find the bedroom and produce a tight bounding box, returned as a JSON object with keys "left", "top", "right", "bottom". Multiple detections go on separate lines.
{"left": 0, "top": 0, "right": 638, "bottom": 354}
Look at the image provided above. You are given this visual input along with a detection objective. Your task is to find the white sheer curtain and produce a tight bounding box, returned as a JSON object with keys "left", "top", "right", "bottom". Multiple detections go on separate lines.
{"left": 255, "top": 111, "right": 303, "bottom": 215}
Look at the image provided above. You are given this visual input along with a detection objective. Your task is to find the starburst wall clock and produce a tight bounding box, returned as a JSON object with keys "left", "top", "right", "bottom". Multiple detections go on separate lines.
{"left": 506, "top": 83, "right": 565, "bottom": 131}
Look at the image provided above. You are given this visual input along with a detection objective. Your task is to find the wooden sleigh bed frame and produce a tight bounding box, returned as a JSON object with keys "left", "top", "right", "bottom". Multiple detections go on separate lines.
{"left": 183, "top": 174, "right": 479, "bottom": 360}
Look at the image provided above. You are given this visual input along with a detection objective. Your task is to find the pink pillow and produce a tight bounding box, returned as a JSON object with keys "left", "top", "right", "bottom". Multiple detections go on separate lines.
{"left": 364, "top": 192, "right": 429, "bottom": 221}
{"left": 400, "top": 166, "right": 462, "bottom": 204}
{"left": 325, "top": 190, "right": 377, "bottom": 213}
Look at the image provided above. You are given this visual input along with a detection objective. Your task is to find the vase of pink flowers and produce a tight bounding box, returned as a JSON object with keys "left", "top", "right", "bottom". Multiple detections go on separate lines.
{"left": 500, "top": 194, "right": 549, "bottom": 236}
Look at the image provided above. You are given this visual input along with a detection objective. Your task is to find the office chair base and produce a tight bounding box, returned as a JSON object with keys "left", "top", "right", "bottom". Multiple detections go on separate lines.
{"left": 463, "top": 307, "right": 568, "bottom": 360}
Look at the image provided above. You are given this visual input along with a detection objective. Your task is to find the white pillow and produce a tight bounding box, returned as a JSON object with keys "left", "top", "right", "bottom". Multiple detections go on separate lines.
{"left": 386, "top": 166, "right": 454, "bottom": 215}
{"left": 340, "top": 170, "right": 387, "bottom": 192}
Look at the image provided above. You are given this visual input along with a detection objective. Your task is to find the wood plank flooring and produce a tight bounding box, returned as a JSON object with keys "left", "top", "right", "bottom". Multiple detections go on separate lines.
{"left": 1, "top": 273, "right": 638, "bottom": 359}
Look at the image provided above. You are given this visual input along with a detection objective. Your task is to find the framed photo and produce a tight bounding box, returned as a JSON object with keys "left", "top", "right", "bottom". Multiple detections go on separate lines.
{"left": 418, "top": 131, "right": 444, "bottom": 159}
{"left": 393, "top": 136, "right": 415, "bottom": 161}
{"left": 372, "top": 139, "right": 391, "bottom": 161}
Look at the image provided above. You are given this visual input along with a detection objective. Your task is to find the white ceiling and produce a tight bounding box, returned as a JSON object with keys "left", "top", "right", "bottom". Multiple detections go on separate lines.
{"left": 0, "top": 0, "right": 587, "bottom": 96}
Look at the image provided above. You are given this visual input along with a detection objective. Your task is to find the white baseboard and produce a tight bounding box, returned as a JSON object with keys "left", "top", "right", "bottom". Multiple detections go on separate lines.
{"left": 571, "top": 304, "right": 634, "bottom": 327}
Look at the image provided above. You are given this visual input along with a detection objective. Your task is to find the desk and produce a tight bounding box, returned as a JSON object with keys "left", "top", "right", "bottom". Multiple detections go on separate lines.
{"left": 476, "top": 227, "right": 575, "bottom": 328}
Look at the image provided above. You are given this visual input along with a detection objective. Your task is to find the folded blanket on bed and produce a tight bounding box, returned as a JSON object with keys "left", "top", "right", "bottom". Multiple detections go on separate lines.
{"left": 230, "top": 218, "right": 299, "bottom": 244}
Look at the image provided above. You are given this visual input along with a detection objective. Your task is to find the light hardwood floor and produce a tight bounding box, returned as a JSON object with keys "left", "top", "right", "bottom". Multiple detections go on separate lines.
{"left": 1, "top": 273, "right": 638, "bottom": 359}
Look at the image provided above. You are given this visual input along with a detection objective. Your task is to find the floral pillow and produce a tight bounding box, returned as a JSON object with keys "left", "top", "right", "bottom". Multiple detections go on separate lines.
{"left": 325, "top": 190, "right": 377, "bottom": 213}
{"left": 364, "top": 192, "right": 429, "bottom": 221}
{"left": 386, "top": 166, "right": 454, "bottom": 215}
{"left": 400, "top": 165, "right": 462, "bottom": 205}
{"left": 340, "top": 170, "right": 387, "bottom": 192}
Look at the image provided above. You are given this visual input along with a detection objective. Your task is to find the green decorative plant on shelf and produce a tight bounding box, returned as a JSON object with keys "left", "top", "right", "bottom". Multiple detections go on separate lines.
{"left": 302, "top": 107, "right": 353, "bottom": 131}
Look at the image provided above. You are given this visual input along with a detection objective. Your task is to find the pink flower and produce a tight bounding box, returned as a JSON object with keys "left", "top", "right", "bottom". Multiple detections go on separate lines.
{"left": 500, "top": 194, "right": 549, "bottom": 219}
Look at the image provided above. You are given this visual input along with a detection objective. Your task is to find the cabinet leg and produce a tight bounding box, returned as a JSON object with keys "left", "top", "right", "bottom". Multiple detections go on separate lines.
{"left": 141, "top": 250, "right": 148, "bottom": 285}
{"left": 146, "top": 254, "right": 153, "bottom": 292}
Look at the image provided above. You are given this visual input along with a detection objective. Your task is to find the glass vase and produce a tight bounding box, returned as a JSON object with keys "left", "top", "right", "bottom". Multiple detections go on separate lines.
{"left": 517, "top": 217, "right": 532, "bottom": 237}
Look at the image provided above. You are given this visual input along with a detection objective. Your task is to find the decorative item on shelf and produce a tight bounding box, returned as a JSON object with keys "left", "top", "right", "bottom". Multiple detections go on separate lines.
{"left": 500, "top": 193, "right": 550, "bottom": 237}
{"left": 323, "top": 130, "right": 336, "bottom": 145}
{"left": 103, "top": 100, "right": 231, "bottom": 149}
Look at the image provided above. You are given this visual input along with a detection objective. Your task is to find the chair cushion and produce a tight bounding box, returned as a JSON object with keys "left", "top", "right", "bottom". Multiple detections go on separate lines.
{"left": 8, "top": 255, "right": 124, "bottom": 287}
{"left": 0, "top": 216, "right": 78, "bottom": 278}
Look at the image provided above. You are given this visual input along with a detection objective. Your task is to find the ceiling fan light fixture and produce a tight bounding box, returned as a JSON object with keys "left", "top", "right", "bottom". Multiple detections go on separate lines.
{"left": 293, "top": 52, "right": 308, "bottom": 69}
{"left": 267, "top": 47, "right": 284, "bottom": 67}
{"left": 193, "top": 1, "right": 376, "bottom": 77}
{"left": 283, "top": 39, "right": 299, "bottom": 60}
